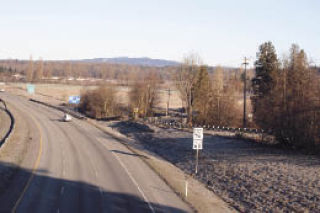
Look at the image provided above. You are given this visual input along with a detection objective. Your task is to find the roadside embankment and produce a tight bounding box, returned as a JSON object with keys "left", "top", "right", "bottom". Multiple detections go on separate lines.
{"left": 0, "top": 96, "right": 40, "bottom": 211}
{"left": 106, "top": 120, "right": 320, "bottom": 212}
{"left": 87, "top": 118, "right": 235, "bottom": 213}
{"left": 0, "top": 104, "right": 13, "bottom": 147}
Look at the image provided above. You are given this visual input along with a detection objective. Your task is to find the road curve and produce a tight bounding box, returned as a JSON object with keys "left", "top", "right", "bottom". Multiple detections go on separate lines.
{"left": 2, "top": 93, "right": 192, "bottom": 213}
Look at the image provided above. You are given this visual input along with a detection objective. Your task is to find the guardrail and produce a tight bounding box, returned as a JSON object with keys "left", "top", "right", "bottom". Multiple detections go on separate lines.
{"left": 142, "top": 117, "right": 272, "bottom": 135}
{"left": 0, "top": 100, "right": 15, "bottom": 148}
{"left": 29, "top": 99, "right": 86, "bottom": 120}
{"left": 28, "top": 98, "right": 271, "bottom": 136}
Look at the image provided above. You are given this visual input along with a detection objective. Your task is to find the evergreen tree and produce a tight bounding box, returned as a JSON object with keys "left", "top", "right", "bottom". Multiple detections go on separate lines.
{"left": 253, "top": 41, "right": 279, "bottom": 97}
{"left": 252, "top": 41, "right": 279, "bottom": 128}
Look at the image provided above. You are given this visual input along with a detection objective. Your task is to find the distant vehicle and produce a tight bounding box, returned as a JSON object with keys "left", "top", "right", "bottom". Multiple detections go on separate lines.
{"left": 63, "top": 113, "right": 72, "bottom": 122}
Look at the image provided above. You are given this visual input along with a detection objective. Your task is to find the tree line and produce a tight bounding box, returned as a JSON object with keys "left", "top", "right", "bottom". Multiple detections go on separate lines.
{"left": 0, "top": 58, "right": 241, "bottom": 83}
{"left": 252, "top": 42, "right": 320, "bottom": 149}
{"left": 1, "top": 42, "right": 319, "bottom": 149}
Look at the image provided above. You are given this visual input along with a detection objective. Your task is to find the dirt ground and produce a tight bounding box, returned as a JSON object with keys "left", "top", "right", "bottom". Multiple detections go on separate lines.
{"left": 106, "top": 121, "right": 320, "bottom": 212}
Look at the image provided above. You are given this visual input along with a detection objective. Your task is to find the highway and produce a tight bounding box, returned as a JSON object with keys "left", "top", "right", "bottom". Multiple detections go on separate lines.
{"left": 2, "top": 93, "right": 192, "bottom": 213}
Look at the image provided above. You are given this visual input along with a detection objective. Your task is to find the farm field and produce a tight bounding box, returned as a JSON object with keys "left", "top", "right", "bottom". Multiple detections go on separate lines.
{"left": 6, "top": 83, "right": 184, "bottom": 109}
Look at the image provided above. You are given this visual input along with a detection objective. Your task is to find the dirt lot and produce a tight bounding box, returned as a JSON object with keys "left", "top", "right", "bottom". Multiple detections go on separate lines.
{"left": 105, "top": 121, "right": 320, "bottom": 212}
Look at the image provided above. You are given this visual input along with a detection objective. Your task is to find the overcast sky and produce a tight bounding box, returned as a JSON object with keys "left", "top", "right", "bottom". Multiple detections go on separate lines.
{"left": 0, "top": 0, "right": 319, "bottom": 67}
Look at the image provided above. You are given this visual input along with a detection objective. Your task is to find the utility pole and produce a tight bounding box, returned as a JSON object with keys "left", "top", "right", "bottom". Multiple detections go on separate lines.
{"left": 243, "top": 57, "right": 249, "bottom": 128}
{"left": 166, "top": 88, "right": 171, "bottom": 117}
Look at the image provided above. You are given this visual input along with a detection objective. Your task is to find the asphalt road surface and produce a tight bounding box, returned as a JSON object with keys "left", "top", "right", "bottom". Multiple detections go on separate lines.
{"left": 2, "top": 93, "right": 192, "bottom": 213}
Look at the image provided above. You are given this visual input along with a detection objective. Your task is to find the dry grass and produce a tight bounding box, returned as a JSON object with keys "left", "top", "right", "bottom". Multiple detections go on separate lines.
{"left": 108, "top": 121, "right": 320, "bottom": 212}
{"left": 7, "top": 83, "right": 183, "bottom": 109}
{"left": 88, "top": 118, "right": 234, "bottom": 213}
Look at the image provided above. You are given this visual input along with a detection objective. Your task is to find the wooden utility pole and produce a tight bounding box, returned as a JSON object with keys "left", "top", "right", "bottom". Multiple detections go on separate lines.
{"left": 243, "top": 57, "right": 249, "bottom": 128}
{"left": 166, "top": 88, "right": 171, "bottom": 117}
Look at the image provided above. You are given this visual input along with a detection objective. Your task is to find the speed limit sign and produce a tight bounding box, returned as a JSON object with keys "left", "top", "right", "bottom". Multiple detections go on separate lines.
{"left": 193, "top": 128, "right": 203, "bottom": 150}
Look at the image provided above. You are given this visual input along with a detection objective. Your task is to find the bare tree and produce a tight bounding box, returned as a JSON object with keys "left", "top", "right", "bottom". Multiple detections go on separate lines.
{"left": 175, "top": 54, "right": 202, "bottom": 126}
{"left": 79, "top": 85, "right": 118, "bottom": 118}
{"left": 26, "top": 55, "right": 34, "bottom": 82}
{"left": 45, "top": 62, "right": 53, "bottom": 79}
{"left": 129, "top": 71, "right": 160, "bottom": 117}
{"left": 65, "top": 61, "right": 72, "bottom": 79}
{"left": 34, "top": 58, "right": 44, "bottom": 82}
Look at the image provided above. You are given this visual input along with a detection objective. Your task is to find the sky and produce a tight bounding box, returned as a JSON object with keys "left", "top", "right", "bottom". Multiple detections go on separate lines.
{"left": 0, "top": 0, "right": 319, "bottom": 67}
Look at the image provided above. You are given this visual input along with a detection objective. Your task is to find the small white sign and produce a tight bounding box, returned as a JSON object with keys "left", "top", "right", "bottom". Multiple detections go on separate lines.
{"left": 193, "top": 128, "right": 203, "bottom": 150}
{"left": 193, "top": 128, "right": 203, "bottom": 140}
{"left": 193, "top": 139, "right": 203, "bottom": 150}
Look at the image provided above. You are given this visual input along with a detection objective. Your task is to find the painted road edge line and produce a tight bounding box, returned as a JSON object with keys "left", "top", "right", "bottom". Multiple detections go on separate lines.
{"left": 111, "top": 151, "right": 155, "bottom": 213}
{"left": 98, "top": 140, "right": 155, "bottom": 213}
{"left": 11, "top": 114, "right": 43, "bottom": 213}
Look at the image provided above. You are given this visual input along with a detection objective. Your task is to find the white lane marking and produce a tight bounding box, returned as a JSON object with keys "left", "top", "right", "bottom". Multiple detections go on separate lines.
{"left": 106, "top": 145, "right": 155, "bottom": 213}
{"left": 62, "top": 145, "right": 66, "bottom": 177}
{"left": 87, "top": 156, "right": 104, "bottom": 200}
{"left": 57, "top": 208, "right": 60, "bottom": 213}
{"left": 60, "top": 186, "right": 64, "bottom": 195}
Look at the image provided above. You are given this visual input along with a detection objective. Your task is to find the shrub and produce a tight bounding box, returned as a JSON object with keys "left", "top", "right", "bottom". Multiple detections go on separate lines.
{"left": 79, "top": 85, "right": 119, "bottom": 118}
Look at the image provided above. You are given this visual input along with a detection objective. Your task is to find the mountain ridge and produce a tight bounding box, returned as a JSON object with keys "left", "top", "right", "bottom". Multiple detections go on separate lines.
{"left": 81, "top": 57, "right": 180, "bottom": 67}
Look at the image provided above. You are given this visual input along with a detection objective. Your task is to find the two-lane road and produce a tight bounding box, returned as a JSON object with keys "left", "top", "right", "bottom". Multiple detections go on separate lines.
{"left": 2, "top": 93, "right": 192, "bottom": 213}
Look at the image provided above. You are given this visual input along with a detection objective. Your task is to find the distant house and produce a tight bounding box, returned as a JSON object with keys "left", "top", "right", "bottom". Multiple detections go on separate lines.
{"left": 12, "top": 74, "right": 24, "bottom": 80}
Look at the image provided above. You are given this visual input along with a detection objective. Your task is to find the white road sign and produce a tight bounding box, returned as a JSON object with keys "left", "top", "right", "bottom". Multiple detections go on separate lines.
{"left": 193, "top": 128, "right": 203, "bottom": 150}
{"left": 193, "top": 139, "right": 203, "bottom": 150}
{"left": 193, "top": 128, "right": 203, "bottom": 140}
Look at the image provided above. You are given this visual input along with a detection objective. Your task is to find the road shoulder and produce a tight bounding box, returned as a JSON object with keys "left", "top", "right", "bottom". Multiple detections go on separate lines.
{"left": 87, "top": 119, "right": 235, "bottom": 213}
{"left": 0, "top": 100, "right": 40, "bottom": 211}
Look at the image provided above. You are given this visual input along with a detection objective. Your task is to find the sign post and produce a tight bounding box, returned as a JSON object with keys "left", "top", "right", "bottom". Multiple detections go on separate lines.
{"left": 133, "top": 107, "right": 139, "bottom": 120}
{"left": 193, "top": 128, "right": 203, "bottom": 174}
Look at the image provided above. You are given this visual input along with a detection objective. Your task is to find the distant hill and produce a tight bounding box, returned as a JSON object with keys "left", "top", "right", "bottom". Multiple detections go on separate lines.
{"left": 81, "top": 57, "right": 180, "bottom": 67}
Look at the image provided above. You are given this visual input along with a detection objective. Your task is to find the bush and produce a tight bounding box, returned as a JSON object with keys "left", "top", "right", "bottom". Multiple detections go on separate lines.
{"left": 129, "top": 72, "right": 160, "bottom": 118}
{"left": 79, "top": 85, "right": 120, "bottom": 119}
